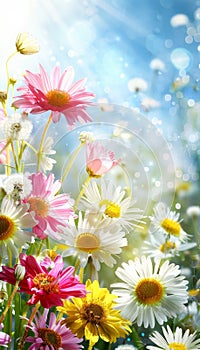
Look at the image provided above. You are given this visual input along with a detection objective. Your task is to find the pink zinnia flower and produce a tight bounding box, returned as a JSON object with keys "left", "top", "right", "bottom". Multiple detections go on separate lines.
{"left": 86, "top": 142, "right": 121, "bottom": 177}
{"left": 23, "top": 172, "right": 76, "bottom": 240}
{"left": 25, "top": 308, "right": 83, "bottom": 350}
{"left": 13, "top": 64, "right": 95, "bottom": 127}
{"left": 0, "top": 253, "right": 86, "bottom": 308}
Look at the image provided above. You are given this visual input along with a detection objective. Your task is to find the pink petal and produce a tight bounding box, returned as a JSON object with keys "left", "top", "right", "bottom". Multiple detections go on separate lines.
{"left": 58, "top": 66, "right": 75, "bottom": 90}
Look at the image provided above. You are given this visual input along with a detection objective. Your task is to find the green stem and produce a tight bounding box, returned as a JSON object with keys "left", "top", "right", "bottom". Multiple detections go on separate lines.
{"left": 17, "top": 302, "right": 40, "bottom": 350}
{"left": 45, "top": 237, "right": 50, "bottom": 250}
{"left": 37, "top": 113, "right": 52, "bottom": 171}
{"left": 0, "top": 281, "right": 19, "bottom": 324}
{"left": 130, "top": 325, "right": 144, "bottom": 349}
{"left": 36, "top": 240, "right": 44, "bottom": 257}
{"left": 5, "top": 142, "right": 11, "bottom": 176}
{"left": 192, "top": 217, "right": 200, "bottom": 247}
{"left": 74, "top": 175, "right": 92, "bottom": 211}
{"left": 14, "top": 292, "right": 21, "bottom": 346}
{"left": 61, "top": 142, "right": 84, "bottom": 184}
{"left": 10, "top": 140, "right": 19, "bottom": 172}
{"left": 23, "top": 140, "right": 38, "bottom": 154}
{"left": 5, "top": 51, "right": 18, "bottom": 95}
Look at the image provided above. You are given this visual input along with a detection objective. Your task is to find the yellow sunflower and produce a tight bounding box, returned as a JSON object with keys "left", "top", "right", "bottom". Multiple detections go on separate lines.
{"left": 57, "top": 279, "right": 131, "bottom": 349}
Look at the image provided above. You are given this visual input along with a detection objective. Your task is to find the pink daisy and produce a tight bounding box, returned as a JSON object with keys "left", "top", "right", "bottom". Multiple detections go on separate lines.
{"left": 86, "top": 142, "right": 121, "bottom": 177}
{"left": 13, "top": 64, "right": 95, "bottom": 127}
{"left": 25, "top": 308, "right": 83, "bottom": 350}
{"left": 23, "top": 172, "right": 76, "bottom": 240}
{"left": 0, "top": 253, "right": 86, "bottom": 308}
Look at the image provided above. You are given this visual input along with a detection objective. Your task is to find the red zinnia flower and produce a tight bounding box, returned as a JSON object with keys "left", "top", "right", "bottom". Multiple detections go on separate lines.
{"left": 0, "top": 253, "right": 86, "bottom": 308}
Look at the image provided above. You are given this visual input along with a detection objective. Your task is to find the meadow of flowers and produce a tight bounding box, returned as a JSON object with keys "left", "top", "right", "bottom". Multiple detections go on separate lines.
{"left": 0, "top": 33, "right": 199, "bottom": 350}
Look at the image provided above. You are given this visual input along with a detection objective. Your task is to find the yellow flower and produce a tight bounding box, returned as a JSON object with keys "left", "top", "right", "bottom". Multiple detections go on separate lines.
{"left": 15, "top": 32, "right": 39, "bottom": 55}
{"left": 57, "top": 279, "right": 131, "bottom": 349}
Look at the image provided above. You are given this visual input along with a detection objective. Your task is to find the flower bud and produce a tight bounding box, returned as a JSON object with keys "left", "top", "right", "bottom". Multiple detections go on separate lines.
{"left": 16, "top": 32, "right": 39, "bottom": 55}
{"left": 79, "top": 131, "right": 95, "bottom": 143}
{"left": 0, "top": 281, "right": 7, "bottom": 303}
{"left": 15, "top": 265, "right": 26, "bottom": 281}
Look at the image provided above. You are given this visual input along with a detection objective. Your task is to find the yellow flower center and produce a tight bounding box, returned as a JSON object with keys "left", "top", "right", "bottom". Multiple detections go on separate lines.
{"left": 169, "top": 342, "right": 186, "bottom": 350}
{"left": 0, "top": 215, "right": 15, "bottom": 240}
{"left": 46, "top": 89, "right": 70, "bottom": 107}
{"left": 86, "top": 166, "right": 102, "bottom": 178}
{"left": 11, "top": 122, "right": 21, "bottom": 133}
{"left": 38, "top": 328, "right": 62, "bottom": 349}
{"left": 76, "top": 233, "right": 100, "bottom": 253}
{"left": 28, "top": 197, "right": 49, "bottom": 217}
{"left": 159, "top": 240, "right": 176, "bottom": 253}
{"left": 100, "top": 200, "right": 121, "bottom": 218}
{"left": 83, "top": 303, "right": 104, "bottom": 324}
{"left": 161, "top": 218, "right": 181, "bottom": 236}
{"left": 135, "top": 278, "right": 164, "bottom": 305}
{"left": 188, "top": 289, "right": 199, "bottom": 297}
{"left": 33, "top": 273, "right": 59, "bottom": 293}
{"left": 46, "top": 249, "right": 58, "bottom": 261}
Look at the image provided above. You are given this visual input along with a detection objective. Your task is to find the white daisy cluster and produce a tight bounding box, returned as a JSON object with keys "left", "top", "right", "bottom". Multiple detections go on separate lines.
{"left": 142, "top": 202, "right": 194, "bottom": 259}
{"left": 79, "top": 179, "right": 144, "bottom": 232}
{"left": 59, "top": 179, "right": 145, "bottom": 274}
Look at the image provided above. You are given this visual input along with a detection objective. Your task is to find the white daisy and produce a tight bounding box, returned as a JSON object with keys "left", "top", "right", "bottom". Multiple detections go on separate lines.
{"left": 170, "top": 14, "right": 189, "bottom": 27}
{"left": 61, "top": 212, "right": 127, "bottom": 271}
{"left": 147, "top": 325, "right": 200, "bottom": 350}
{"left": 149, "top": 202, "right": 189, "bottom": 242}
{"left": 1, "top": 113, "right": 33, "bottom": 140}
{"left": 39, "top": 136, "right": 56, "bottom": 172}
{"left": 115, "top": 345, "right": 137, "bottom": 350}
{"left": 141, "top": 97, "right": 160, "bottom": 112}
{"left": 186, "top": 205, "right": 200, "bottom": 218}
{"left": 111, "top": 256, "right": 188, "bottom": 328}
{"left": 79, "top": 180, "right": 144, "bottom": 231}
{"left": 2, "top": 173, "right": 32, "bottom": 200}
{"left": 128, "top": 78, "right": 148, "bottom": 93}
{"left": 79, "top": 131, "right": 95, "bottom": 143}
{"left": 150, "top": 58, "right": 165, "bottom": 72}
{"left": 0, "top": 196, "right": 37, "bottom": 259}
{"left": 142, "top": 232, "right": 196, "bottom": 258}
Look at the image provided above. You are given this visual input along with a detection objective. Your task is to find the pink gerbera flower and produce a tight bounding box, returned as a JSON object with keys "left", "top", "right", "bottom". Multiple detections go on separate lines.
{"left": 25, "top": 308, "right": 83, "bottom": 350}
{"left": 0, "top": 253, "right": 86, "bottom": 308}
{"left": 86, "top": 142, "right": 121, "bottom": 177}
{"left": 23, "top": 172, "right": 76, "bottom": 240}
{"left": 13, "top": 64, "right": 95, "bottom": 127}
